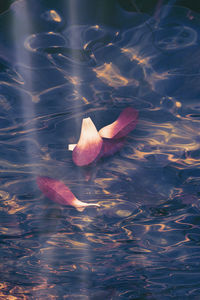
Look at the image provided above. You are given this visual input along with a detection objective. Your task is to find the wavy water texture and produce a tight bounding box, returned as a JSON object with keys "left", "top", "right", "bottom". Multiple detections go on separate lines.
{"left": 0, "top": 1, "right": 200, "bottom": 299}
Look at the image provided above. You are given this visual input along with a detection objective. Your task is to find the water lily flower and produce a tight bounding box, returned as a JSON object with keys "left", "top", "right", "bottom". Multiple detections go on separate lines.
{"left": 37, "top": 176, "right": 100, "bottom": 212}
{"left": 72, "top": 117, "right": 103, "bottom": 166}
{"left": 99, "top": 107, "right": 138, "bottom": 139}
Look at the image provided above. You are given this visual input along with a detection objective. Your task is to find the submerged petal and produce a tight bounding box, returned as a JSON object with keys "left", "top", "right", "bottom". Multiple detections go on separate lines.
{"left": 72, "top": 117, "right": 103, "bottom": 166}
{"left": 99, "top": 107, "right": 138, "bottom": 139}
{"left": 37, "top": 176, "right": 100, "bottom": 210}
{"left": 100, "top": 138, "right": 126, "bottom": 158}
{"left": 37, "top": 176, "right": 76, "bottom": 206}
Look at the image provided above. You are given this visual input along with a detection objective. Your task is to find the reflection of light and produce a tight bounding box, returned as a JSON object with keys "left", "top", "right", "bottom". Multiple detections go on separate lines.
{"left": 121, "top": 47, "right": 150, "bottom": 66}
{"left": 61, "top": 2, "right": 93, "bottom": 296}
{"left": 64, "top": 1, "right": 88, "bottom": 106}
{"left": 24, "top": 34, "right": 37, "bottom": 52}
{"left": 116, "top": 209, "right": 132, "bottom": 217}
{"left": 121, "top": 225, "right": 134, "bottom": 240}
{"left": 94, "top": 62, "right": 138, "bottom": 88}
{"left": 82, "top": 96, "right": 89, "bottom": 104}
{"left": 92, "top": 25, "right": 100, "bottom": 30}
{"left": 83, "top": 42, "right": 90, "bottom": 50}
{"left": 11, "top": 4, "right": 53, "bottom": 296}
{"left": 49, "top": 10, "right": 62, "bottom": 22}
{"left": 41, "top": 9, "right": 62, "bottom": 23}
{"left": 12, "top": 2, "right": 39, "bottom": 176}
{"left": 124, "top": 119, "right": 200, "bottom": 169}
{"left": 175, "top": 101, "right": 182, "bottom": 108}
{"left": 68, "top": 75, "right": 80, "bottom": 85}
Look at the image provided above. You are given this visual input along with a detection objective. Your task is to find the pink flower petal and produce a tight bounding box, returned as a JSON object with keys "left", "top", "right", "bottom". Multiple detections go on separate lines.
{"left": 99, "top": 107, "right": 138, "bottom": 139}
{"left": 99, "top": 138, "right": 126, "bottom": 158}
{"left": 37, "top": 176, "right": 100, "bottom": 211}
{"left": 72, "top": 117, "right": 103, "bottom": 166}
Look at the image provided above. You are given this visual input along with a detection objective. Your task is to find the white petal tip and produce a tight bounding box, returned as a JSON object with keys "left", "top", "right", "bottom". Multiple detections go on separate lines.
{"left": 68, "top": 144, "right": 77, "bottom": 151}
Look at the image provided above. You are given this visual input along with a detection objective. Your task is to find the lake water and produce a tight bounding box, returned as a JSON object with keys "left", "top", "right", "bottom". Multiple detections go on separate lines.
{"left": 0, "top": 0, "right": 200, "bottom": 299}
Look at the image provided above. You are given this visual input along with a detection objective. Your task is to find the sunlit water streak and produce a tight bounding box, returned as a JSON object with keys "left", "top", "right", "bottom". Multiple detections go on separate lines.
{"left": 0, "top": 1, "right": 200, "bottom": 299}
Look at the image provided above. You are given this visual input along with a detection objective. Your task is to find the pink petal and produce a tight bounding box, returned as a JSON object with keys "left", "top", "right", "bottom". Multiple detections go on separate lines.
{"left": 37, "top": 176, "right": 76, "bottom": 206}
{"left": 100, "top": 138, "right": 126, "bottom": 158}
{"left": 72, "top": 117, "right": 103, "bottom": 166}
{"left": 37, "top": 176, "right": 100, "bottom": 211}
{"left": 99, "top": 107, "right": 138, "bottom": 139}
{"left": 69, "top": 139, "right": 125, "bottom": 159}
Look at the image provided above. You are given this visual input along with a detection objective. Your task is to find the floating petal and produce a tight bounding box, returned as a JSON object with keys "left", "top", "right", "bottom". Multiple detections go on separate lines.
{"left": 99, "top": 107, "right": 138, "bottom": 139}
{"left": 69, "top": 138, "right": 125, "bottom": 159}
{"left": 37, "top": 176, "right": 100, "bottom": 211}
{"left": 72, "top": 117, "right": 103, "bottom": 166}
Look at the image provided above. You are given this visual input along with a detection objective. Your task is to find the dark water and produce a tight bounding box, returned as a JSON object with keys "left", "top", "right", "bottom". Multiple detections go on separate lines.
{"left": 0, "top": 0, "right": 200, "bottom": 299}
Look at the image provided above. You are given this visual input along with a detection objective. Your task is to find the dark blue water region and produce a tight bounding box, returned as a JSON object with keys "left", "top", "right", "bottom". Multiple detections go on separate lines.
{"left": 0, "top": 0, "right": 200, "bottom": 299}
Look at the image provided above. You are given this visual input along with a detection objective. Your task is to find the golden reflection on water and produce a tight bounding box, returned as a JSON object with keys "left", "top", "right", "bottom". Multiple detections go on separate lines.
{"left": 49, "top": 10, "right": 62, "bottom": 23}
{"left": 82, "top": 96, "right": 89, "bottom": 104}
{"left": 175, "top": 101, "right": 182, "bottom": 108}
{"left": 124, "top": 119, "right": 200, "bottom": 167}
{"left": 5, "top": 197, "right": 26, "bottom": 215}
{"left": 84, "top": 233, "right": 107, "bottom": 245}
{"left": 93, "top": 62, "right": 138, "bottom": 87}
{"left": 67, "top": 75, "right": 81, "bottom": 86}
{"left": 121, "top": 47, "right": 150, "bottom": 66}
{"left": 0, "top": 190, "right": 10, "bottom": 200}
{"left": 0, "top": 192, "right": 28, "bottom": 215}
{"left": 0, "top": 282, "right": 30, "bottom": 300}
{"left": 121, "top": 225, "right": 135, "bottom": 240}
{"left": 164, "top": 235, "right": 191, "bottom": 250}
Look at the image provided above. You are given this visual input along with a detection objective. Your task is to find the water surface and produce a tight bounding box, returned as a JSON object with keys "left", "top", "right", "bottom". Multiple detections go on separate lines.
{"left": 0, "top": 1, "right": 200, "bottom": 299}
